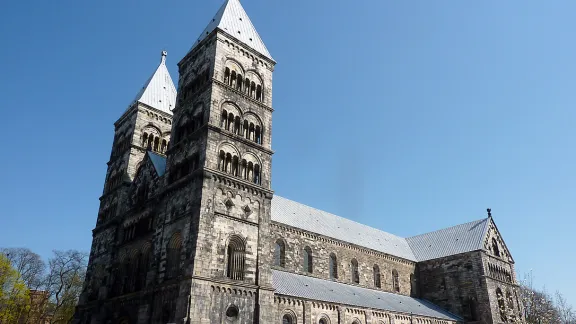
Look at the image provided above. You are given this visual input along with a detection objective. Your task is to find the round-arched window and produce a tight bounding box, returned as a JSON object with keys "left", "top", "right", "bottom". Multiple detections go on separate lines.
{"left": 319, "top": 318, "right": 328, "bottom": 324}
{"left": 283, "top": 314, "right": 294, "bottom": 324}
{"left": 226, "top": 305, "right": 239, "bottom": 320}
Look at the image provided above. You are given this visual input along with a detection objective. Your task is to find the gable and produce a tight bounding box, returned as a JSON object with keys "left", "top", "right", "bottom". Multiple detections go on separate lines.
{"left": 129, "top": 154, "right": 162, "bottom": 207}
{"left": 482, "top": 217, "right": 514, "bottom": 263}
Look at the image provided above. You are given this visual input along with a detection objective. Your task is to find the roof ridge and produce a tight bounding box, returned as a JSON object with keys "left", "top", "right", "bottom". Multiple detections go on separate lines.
{"left": 406, "top": 217, "right": 488, "bottom": 240}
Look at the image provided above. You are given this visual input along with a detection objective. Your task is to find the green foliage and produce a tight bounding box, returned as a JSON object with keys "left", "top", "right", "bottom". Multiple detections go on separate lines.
{"left": 0, "top": 253, "right": 31, "bottom": 324}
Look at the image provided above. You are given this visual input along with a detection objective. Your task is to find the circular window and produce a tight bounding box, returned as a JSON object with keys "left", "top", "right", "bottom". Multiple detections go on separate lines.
{"left": 226, "top": 305, "right": 239, "bottom": 319}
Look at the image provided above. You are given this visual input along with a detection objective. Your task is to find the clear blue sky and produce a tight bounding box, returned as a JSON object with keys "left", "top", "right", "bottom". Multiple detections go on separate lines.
{"left": 0, "top": 0, "right": 574, "bottom": 305}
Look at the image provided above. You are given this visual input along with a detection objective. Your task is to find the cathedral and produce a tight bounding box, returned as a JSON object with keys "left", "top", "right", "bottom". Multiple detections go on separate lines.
{"left": 73, "top": 0, "right": 523, "bottom": 323}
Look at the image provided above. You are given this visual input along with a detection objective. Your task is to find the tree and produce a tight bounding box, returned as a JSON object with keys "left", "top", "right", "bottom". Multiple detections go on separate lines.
{"left": 0, "top": 248, "right": 45, "bottom": 290}
{"left": 555, "top": 291, "right": 575, "bottom": 324}
{"left": 0, "top": 252, "right": 30, "bottom": 324}
{"left": 43, "top": 250, "right": 87, "bottom": 324}
{"left": 519, "top": 271, "right": 561, "bottom": 324}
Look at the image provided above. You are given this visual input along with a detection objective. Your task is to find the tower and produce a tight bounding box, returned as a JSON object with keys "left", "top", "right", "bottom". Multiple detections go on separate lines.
{"left": 163, "top": 0, "right": 277, "bottom": 321}
{"left": 73, "top": 52, "right": 177, "bottom": 323}
{"left": 98, "top": 51, "right": 176, "bottom": 225}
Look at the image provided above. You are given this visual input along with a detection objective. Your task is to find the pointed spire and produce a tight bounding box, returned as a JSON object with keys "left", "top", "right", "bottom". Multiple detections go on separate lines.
{"left": 131, "top": 51, "right": 177, "bottom": 114}
{"left": 189, "top": 0, "right": 274, "bottom": 61}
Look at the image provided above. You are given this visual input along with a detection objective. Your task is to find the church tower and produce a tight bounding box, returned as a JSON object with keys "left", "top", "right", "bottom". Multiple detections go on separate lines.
{"left": 162, "top": 0, "right": 277, "bottom": 321}
{"left": 98, "top": 51, "right": 176, "bottom": 225}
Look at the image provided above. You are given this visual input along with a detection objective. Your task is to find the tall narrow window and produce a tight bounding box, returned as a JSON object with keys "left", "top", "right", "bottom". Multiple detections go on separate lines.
{"left": 226, "top": 235, "right": 246, "bottom": 281}
{"left": 303, "top": 246, "right": 312, "bottom": 273}
{"left": 496, "top": 288, "right": 507, "bottom": 322}
{"left": 392, "top": 269, "right": 399, "bottom": 292}
{"left": 492, "top": 238, "right": 501, "bottom": 257}
{"left": 329, "top": 253, "right": 338, "bottom": 279}
{"left": 373, "top": 265, "right": 381, "bottom": 288}
{"left": 165, "top": 233, "right": 182, "bottom": 279}
{"left": 274, "top": 240, "right": 286, "bottom": 267}
{"left": 351, "top": 259, "right": 359, "bottom": 284}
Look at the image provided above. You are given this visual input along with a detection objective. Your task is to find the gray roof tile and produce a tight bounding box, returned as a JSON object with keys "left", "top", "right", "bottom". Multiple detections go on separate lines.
{"left": 271, "top": 196, "right": 417, "bottom": 261}
{"left": 272, "top": 270, "right": 462, "bottom": 321}
{"left": 406, "top": 218, "right": 489, "bottom": 261}
{"left": 147, "top": 152, "right": 167, "bottom": 177}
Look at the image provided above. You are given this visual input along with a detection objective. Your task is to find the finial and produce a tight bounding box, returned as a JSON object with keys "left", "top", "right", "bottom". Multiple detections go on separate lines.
{"left": 161, "top": 50, "right": 167, "bottom": 64}
{"left": 487, "top": 208, "right": 492, "bottom": 218}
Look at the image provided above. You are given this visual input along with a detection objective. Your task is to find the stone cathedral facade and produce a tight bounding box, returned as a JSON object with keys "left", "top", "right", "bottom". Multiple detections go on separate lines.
{"left": 72, "top": 1, "right": 524, "bottom": 323}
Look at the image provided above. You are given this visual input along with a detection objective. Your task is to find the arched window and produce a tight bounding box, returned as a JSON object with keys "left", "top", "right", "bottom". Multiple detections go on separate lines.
{"left": 506, "top": 290, "right": 514, "bottom": 310}
{"left": 166, "top": 233, "right": 182, "bottom": 279}
{"left": 224, "top": 67, "right": 230, "bottom": 84}
{"left": 236, "top": 74, "right": 243, "bottom": 91}
{"left": 221, "top": 110, "right": 228, "bottom": 128}
{"left": 226, "top": 235, "right": 245, "bottom": 281}
{"left": 351, "top": 259, "right": 359, "bottom": 284}
{"left": 492, "top": 238, "right": 501, "bottom": 257}
{"left": 392, "top": 269, "right": 399, "bottom": 292}
{"left": 234, "top": 116, "right": 241, "bottom": 135}
{"left": 226, "top": 305, "right": 239, "bottom": 321}
{"left": 303, "top": 246, "right": 312, "bottom": 273}
{"left": 256, "top": 84, "right": 262, "bottom": 101}
{"left": 255, "top": 126, "right": 261, "bottom": 144}
{"left": 254, "top": 164, "right": 261, "bottom": 184}
{"left": 319, "top": 318, "right": 328, "bottom": 324}
{"left": 282, "top": 314, "right": 294, "bottom": 324}
{"left": 329, "top": 253, "right": 338, "bottom": 279}
{"left": 274, "top": 240, "right": 285, "bottom": 267}
{"left": 142, "top": 132, "right": 148, "bottom": 147}
{"left": 373, "top": 265, "right": 381, "bottom": 288}
{"left": 496, "top": 288, "right": 507, "bottom": 322}
{"left": 218, "top": 150, "right": 226, "bottom": 171}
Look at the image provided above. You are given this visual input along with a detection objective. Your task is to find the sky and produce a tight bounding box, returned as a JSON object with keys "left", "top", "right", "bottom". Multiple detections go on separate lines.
{"left": 0, "top": 0, "right": 574, "bottom": 306}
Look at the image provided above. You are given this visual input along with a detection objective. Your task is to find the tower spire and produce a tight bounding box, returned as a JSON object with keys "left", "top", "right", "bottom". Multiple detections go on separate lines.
{"left": 130, "top": 51, "right": 177, "bottom": 114}
{"left": 187, "top": 0, "right": 274, "bottom": 61}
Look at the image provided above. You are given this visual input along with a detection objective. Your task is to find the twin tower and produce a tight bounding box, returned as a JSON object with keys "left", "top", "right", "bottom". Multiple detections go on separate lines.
{"left": 74, "top": 0, "right": 279, "bottom": 322}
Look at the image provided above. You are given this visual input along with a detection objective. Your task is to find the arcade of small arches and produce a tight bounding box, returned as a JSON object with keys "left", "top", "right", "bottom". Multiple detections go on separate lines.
{"left": 220, "top": 108, "right": 264, "bottom": 145}
{"left": 488, "top": 263, "right": 513, "bottom": 283}
{"left": 274, "top": 240, "right": 401, "bottom": 292}
{"left": 223, "top": 64, "right": 264, "bottom": 102}
{"left": 141, "top": 131, "right": 169, "bottom": 154}
{"left": 217, "top": 150, "right": 262, "bottom": 185}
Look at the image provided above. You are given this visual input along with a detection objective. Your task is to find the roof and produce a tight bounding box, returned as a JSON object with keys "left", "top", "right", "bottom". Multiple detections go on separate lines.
{"left": 272, "top": 270, "right": 462, "bottom": 321}
{"left": 406, "top": 218, "right": 489, "bottom": 261}
{"left": 147, "top": 152, "right": 167, "bottom": 177}
{"left": 131, "top": 51, "right": 177, "bottom": 114}
{"left": 271, "top": 196, "right": 417, "bottom": 261}
{"left": 188, "top": 0, "right": 273, "bottom": 61}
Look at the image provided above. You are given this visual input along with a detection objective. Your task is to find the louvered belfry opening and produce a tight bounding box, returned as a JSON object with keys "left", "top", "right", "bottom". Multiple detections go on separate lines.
{"left": 227, "top": 235, "right": 246, "bottom": 281}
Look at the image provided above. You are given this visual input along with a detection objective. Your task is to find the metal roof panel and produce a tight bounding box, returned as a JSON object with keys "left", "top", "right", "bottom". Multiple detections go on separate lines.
{"left": 271, "top": 196, "right": 417, "bottom": 261}
{"left": 272, "top": 270, "right": 462, "bottom": 321}
{"left": 131, "top": 51, "right": 177, "bottom": 115}
{"left": 189, "top": 0, "right": 273, "bottom": 61}
{"left": 406, "top": 218, "right": 488, "bottom": 261}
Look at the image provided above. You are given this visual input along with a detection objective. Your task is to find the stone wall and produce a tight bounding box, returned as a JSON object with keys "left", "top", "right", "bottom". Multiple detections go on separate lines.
{"left": 270, "top": 222, "right": 417, "bottom": 296}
